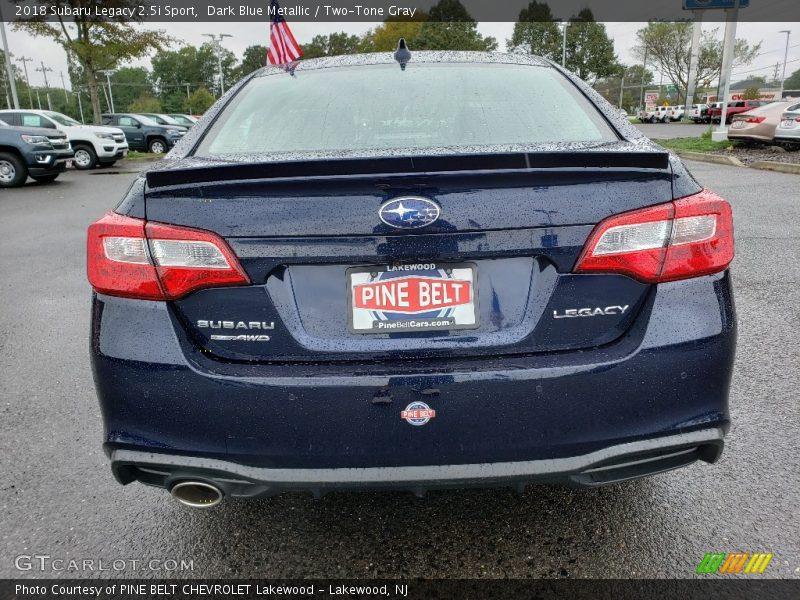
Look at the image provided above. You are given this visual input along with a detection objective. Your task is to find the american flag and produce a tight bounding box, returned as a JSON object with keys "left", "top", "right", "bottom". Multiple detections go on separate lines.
{"left": 267, "top": 0, "right": 303, "bottom": 66}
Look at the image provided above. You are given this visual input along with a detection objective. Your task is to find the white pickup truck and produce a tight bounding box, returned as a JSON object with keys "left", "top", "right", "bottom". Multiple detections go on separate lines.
{"left": 0, "top": 109, "right": 128, "bottom": 169}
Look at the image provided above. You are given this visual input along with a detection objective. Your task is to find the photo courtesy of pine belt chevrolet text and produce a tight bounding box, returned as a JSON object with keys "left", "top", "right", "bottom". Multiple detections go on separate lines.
{"left": 87, "top": 50, "right": 736, "bottom": 508}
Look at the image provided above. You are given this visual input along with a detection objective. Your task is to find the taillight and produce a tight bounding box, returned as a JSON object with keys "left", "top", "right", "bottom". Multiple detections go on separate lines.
{"left": 574, "top": 190, "right": 734, "bottom": 283}
{"left": 740, "top": 116, "right": 765, "bottom": 123}
{"left": 87, "top": 212, "right": 250, "bottom": 300}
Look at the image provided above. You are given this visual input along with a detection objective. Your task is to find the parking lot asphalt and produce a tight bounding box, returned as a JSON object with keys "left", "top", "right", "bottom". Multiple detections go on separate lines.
{"left": 1, "top": 163, "right": 798, "bottom": 579}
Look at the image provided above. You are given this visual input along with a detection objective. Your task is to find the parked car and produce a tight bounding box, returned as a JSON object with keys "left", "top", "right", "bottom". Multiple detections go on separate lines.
{"left": 668, "top": 106, "right": 685, "bottom": 121}
{"left": 727, "top": 101, "right": 794, "bottom": 143}
{"left": 87, "top": 52, "right": 736, "bottom": 507}
{"left": 638, "top": 106, "right": 670, "bottom": 123}
{"left": 709, "top": 100, "right": 768, "bottom": 124}
{"left": 101, "top": 113, "right": 185, "bottom": 154}
{"left": 687, "top": 104, "right": 709, "bottom": 123}
{"left": 135, "top": 113, "right": 190, "bottom": 131}
{"left": 0, "top": 109, "right": 127, "bottom": 170}
{"left": 773, "top": 102, "right": 800, "bottom": 149}
{"left": 653, "top": 106, "right": 672, "bottom": 123}
{"left": 638, "top": 107, "right": 656, "bottom": 122}
{"left": 0, "top": 118, "right": 73, "bottom": 187}
{"left": 167, "top": 114, "right": 199, "bottom": 127}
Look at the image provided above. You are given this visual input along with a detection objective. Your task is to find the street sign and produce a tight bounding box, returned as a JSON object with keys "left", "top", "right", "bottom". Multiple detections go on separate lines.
{"left": 645, "top": 91, "right": 659, "bottom": 111}
{"left": 683, "top": 0, "right": 749, "bottom": 9}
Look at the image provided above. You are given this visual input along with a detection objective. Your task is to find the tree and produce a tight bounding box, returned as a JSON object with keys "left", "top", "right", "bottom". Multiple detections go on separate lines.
{"left": 412, "top": 0, "right": 497, "bottom": 51}
{"left": 14, "top": 1, "right": 171, "bottom": 123}
{"left": 507, "top": 1, "right": 561, "bottom": 59}
{"left": 784, "top": 67, "right": 800, "bottom": 90}
{"left": 128, "top": 94, "right": 162, "bottom": 112}
{"left": 358, "top": 18, "right": 427, "bottom": 52}
{"left": 301, "top": 32, "right": 362, "bottom": 59}
{"left": 594, "top": 64, "right": 654, "bottom": 111}
{"left": 234, "top": 45, "right": 267, "bottom": 80}
{"left": 152, "top": 43, "right": 235, "bottom": 101}
{"left": 742, "top": 86, "right": 761, "bottom": 100}
{"left": 564, "top": 9, "right": 619, "bottom": 84}
{"left": 110, "top": 67, "right": 154, "bottom": 114}
{"left": 635, "top": 22, "right": 760, "bottom": 102}
{"left": 185, "top": 87, "right": 215, "bottom": 115}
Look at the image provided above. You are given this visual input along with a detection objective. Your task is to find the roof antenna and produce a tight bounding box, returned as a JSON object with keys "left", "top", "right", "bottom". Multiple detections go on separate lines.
{"left": 394, "top": 38, "right": 411, "bottom": 71}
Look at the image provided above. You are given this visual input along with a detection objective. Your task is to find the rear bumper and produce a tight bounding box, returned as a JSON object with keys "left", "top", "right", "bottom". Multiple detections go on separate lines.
{"left": 111, "top": 428, "right": 726, "bottom": 496}
{"left": 92, "top": 272, "right": 736, "bottom": 490}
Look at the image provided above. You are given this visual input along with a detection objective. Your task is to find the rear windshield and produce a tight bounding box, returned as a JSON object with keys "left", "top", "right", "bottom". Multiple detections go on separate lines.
{"left": 196, "top": 63, "right": 617, "bottom": 159}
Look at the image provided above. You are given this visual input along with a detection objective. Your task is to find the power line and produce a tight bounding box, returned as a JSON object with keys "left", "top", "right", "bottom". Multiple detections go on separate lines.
{"left": 731, "top": 56, "right": 800, "bottom": 78}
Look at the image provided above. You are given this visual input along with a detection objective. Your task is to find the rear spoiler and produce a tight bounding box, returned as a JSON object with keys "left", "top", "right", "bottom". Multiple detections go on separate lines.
{"left": 145, "top": 151, "right": 670, "bottom": 189}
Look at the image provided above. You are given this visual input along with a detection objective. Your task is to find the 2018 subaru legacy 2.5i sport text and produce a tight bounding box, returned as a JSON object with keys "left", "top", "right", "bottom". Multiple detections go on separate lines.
{"left": 87, "top": 51, "right": 736, "bottom": 508}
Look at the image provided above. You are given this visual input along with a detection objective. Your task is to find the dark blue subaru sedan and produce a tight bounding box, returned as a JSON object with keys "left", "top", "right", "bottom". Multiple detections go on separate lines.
{"left": 87, "top": 52, "right": 735, "bottom": 508}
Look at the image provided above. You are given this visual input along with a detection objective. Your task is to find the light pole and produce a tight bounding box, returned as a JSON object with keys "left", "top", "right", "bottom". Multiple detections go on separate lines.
{"left": 779, "top": 30, "right": 791, "bottom": 99}
{"left": 203, "top": 33, "right": 232, "bottom": 96}
{"left": 98, "top": 70, "right": 115, "bottom": 113}
{"left": 0, "top": 17, "right": 19, "bottom": 109}
{"left": 17, "top": 56, "right": 33, "bottom": 108}
{"left": 713, "top": 0, "right": 742, "bottom": 140}
{"left": 561, "top": 22, "right": 570, "bottom": 68}
{"left": 36, "top": 61, "right": 53, "bottom": 110}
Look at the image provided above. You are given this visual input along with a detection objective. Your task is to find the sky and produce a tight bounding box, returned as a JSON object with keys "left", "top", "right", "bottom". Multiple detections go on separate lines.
{"left": 3, "top": 20, "right": 799, "bottom": 90}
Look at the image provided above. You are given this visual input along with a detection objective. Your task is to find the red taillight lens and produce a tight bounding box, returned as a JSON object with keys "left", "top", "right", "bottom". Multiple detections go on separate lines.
{"left": 574, "top": 190, "right": 734, "bottom": 283}
{"left": 87, "top": 212, "right": 250, "bottom": 300}
{"left": 741, "top": 116, "right": 765, "bottom": 123}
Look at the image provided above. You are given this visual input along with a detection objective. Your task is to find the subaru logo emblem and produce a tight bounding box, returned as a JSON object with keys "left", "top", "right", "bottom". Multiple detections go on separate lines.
{"left": 379, "top": 197, "right": 440, "bottom": 230}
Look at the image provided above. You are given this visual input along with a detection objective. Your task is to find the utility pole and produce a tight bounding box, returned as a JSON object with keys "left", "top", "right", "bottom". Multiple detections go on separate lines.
{"left": 0, "top": 17, "right": 19, "bottom": 109}
{"left": 76, "top": 87, "right": 84, "bottom": 123}
{"left": 36, "top": 61, "right": 53, "bottom": 110}
{"left": 17, "top": 56, "right": 34, "bottom": 108}
{"left": 59, "top": 71, "right": 69, "bottom": 102}
{"left": 98, "top": 70, "right": 115, "bottom": 113}
{"left": 203, "top": 33, "right": 233, "bottom": 96}
{"left": 639, "top": 47, "right": 648, "bottom": 111}
{"left": 779, "top": 30, "right": 791, "bottom": 99}
{"left": 684, "top": 13, "right": 704, "bottom": 122}
{"left": 183, "top": 82, "right": 191, "bottom": 113}
{"left": 560, "top": 22, "right": 570, "bottom": 68}
{"left": 35, "top": 88, "right": 41, "bottom": 109}
{"left": 618, "top": 75, "right": 625, "bottom": 109}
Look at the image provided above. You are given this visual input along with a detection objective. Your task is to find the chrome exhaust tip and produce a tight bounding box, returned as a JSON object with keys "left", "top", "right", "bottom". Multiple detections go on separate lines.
{"left": 170, "top": 481, "right": 223, "bottom": 508}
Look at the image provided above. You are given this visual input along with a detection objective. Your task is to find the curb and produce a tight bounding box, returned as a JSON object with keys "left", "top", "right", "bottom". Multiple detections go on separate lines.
{"left": 673, "top": 150, "right": 745, "bottom": 167}
{"left": 749, "top": 160, "right": 800, "bottom": 175}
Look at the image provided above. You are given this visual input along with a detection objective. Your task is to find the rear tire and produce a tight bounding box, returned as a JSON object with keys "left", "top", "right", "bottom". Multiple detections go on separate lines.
{"left": 30, "top": 173, "right": 59, "bottom": 184}
{"left": 72, "top": 145, "right": 97, "bottom": 170}
{"left": 148, "top": 138, "right": 167, "bottom": 154}
{"left": 0, "top": 152, "right": 27, "bottom": 188}
{"left": 649, "top": 116, "right": 656, "bottom": 123}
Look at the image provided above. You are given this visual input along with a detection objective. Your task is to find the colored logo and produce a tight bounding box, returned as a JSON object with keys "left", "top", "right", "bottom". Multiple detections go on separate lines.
{"left": 379, "top": 197, "right": 440, "bottom": 229}
{"left": 696, "top": 552, "right": 773, "bottom": 574}
{"left": 401, "top": 401, "right": 436, "bottom": 426}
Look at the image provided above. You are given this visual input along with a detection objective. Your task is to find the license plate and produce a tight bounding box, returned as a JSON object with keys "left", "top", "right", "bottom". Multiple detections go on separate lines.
{"left": 781, "top": 120, "right": 795, "bottom": 128}
{"left": 347, "top": 263, "right": 478, "bottom": 333}
{"left": 731, "top": 121, "right": 745, "bottom": 129}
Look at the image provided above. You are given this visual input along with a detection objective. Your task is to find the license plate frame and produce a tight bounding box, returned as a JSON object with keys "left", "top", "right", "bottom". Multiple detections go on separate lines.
{"left": 347, "top": 262, "right": 479, "bottom": 334}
